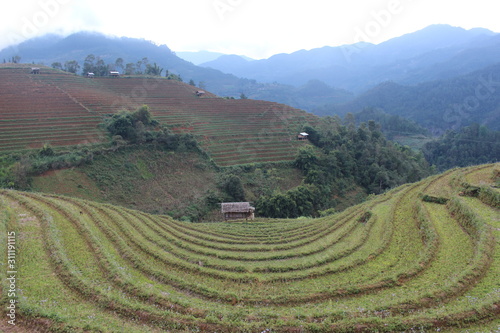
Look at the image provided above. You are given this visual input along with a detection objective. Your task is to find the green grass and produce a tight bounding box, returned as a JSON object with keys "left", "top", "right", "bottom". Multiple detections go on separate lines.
{"left": 1, "top": 163, "right": 499, "bottom": 332}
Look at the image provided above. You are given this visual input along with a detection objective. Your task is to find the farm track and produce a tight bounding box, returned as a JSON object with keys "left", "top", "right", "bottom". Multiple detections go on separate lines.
{"left": 0, "top": 66, "right": 317, "bottom": 166}
{"left": 2, "top": 163, "right": 499, "bottom": 331}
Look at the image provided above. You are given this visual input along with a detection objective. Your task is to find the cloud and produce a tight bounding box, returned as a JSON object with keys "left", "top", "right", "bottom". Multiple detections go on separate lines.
{"left": 1, "top": 0, "right": 499, "bottom": 58}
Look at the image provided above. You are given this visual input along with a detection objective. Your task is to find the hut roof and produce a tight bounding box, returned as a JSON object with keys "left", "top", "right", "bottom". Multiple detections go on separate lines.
{"left": 221, "top": 202, "right": 255, "bottom": 213}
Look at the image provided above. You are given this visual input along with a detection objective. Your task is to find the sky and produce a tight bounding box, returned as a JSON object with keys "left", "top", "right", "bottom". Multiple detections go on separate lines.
{"left": 1, "top": 0, "right": 500, "bottom": 59}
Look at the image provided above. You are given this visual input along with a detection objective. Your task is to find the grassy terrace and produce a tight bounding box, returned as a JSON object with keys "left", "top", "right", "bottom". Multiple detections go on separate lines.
{"left": 0, "top": 65, "right": 317, "bottom": 166}
{"left": 1, "top": 163, "right": 499, "bottom": 332}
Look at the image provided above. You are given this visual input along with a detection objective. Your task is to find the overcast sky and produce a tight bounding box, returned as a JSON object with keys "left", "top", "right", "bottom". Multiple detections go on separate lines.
{"left": 1, "top": 0, "right": 499, "bottom": 59}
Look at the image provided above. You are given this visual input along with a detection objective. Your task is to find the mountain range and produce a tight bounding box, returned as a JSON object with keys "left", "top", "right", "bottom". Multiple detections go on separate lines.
{"left": 200, "top": 25, "right": 499, "bottom": 92}
{"left": 2, "top": 24, "right": 499, "bottom": 132}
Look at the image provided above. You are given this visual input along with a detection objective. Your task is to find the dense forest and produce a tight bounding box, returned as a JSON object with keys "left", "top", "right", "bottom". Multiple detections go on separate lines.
{"left": 256, "top": 116, "right": 432, "bottom": 218}
{"left": 423, "top": 123, "right": 500, "bottom": 171}
{"left": 353, "top": 108, "right": 429, "bottom": 139}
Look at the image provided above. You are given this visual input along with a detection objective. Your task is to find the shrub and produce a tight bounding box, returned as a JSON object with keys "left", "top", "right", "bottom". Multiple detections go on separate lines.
{"left": 478, "top": 186, "right": 500, "bottom": 208}
{"left": 422, "top": 194, "right": 449, "bottom": 204}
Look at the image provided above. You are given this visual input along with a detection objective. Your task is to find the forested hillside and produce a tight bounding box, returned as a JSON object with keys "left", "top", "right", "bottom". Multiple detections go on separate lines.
{"left": 316, "top": 63, "right": 500, "bottom": 133}
{"left": 423, "top": 124, "right": 500, "bottom": 171}
{"left": 257, "top": 116, "right": 431, "bottom": 218}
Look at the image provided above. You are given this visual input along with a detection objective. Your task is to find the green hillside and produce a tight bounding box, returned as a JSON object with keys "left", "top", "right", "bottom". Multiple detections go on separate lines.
{"left": 317, "top": 63, "right": 500, "bottom": 132}
{"left": 1, "top": 164, "right": 499, "bottom": 332}
{"left": 0, "top": 64, "right": 317, "bottom": 166}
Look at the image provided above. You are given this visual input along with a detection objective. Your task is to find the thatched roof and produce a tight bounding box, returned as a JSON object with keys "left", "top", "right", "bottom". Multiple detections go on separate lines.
{"left": 221, "top": 202, "right": 255, "bottom": 213}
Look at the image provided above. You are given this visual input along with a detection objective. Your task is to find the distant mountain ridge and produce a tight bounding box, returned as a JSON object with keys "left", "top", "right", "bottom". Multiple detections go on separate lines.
{"left": 0, "top": 32, "right": 351, "bottom": 108}
{"left": 176, "top": 51, "right": 254, "bottom": 65}
{"left": 316, "top": 63, "right": 500, "bottom": 133}
{"left": 1, "top": 24, "right": 499, "bottom": 131}
{"left": 201, "top": 25, "right": 499, "bottom": 92}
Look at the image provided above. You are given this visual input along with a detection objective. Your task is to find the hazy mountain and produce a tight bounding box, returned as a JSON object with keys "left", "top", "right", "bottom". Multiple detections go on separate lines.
{"left": 315, "top": 63, "right": 500, "bottom": 133}
{"left": 0, "top": 31, "right": 238, "bottom": 91}
{"left": 175, "top": 51, "right": 227, "bottom": 65}
{"left": 201, "top": 54, "right": 253, "bottom": 74}
{"left": 177, "top": 51, "right": 254, "bottom": 65}
{"left": 0, "top": 32, "right": 349, "bottom": 109}
{"left": 2, "top": 25, "right": 499, "bottom": 120}
{"left": 201, "top": 25, "right": 498, "bottom": 92}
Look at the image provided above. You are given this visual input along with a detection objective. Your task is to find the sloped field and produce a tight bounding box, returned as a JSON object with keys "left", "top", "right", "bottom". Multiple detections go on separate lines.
{"left": 1, "top": 164, "right": 499, "bottom": 332}
{"left": 0, "top": 67, "right": 106, "bottom": 152}
{"left": 0, "top": 65, "right": 316, "bottom": 166}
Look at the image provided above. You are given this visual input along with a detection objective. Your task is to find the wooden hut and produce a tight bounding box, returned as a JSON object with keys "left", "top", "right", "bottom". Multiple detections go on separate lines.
{"left": 109, "top": 71, "right": 120, "bottom": 77}
{"left": 221, "top": 202, "right": 255, "bottom": 221}
{"left": 196, "top": 90, "right": 206, "bottom": 97}
{"left": 86, "top": 72, "right": 95, "bottom": 78}
{"left": 30, "top": 67, "right": 40, "bottom": 74}
{"left": 297, "top": 132, "right": 309, "bottom": 140}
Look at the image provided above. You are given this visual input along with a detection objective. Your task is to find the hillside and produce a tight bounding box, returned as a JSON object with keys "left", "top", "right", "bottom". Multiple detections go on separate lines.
{"left": 30, "top": 145, "right": 305, "bottom": 220}
{"left": 1, "top": 163, "right": 499, "bottom": 332}
{"left": 315, "top": 63, "right": 500, "bottom": 133}
{"left": 0, "top": 64, "right": 318, "bottom": 166}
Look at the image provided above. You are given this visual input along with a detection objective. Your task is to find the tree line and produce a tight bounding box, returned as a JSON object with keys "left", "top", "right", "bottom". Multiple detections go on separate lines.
{"left": 422, "top": 123, "right": 500, "bottom": 171}
{"left": 50, "top": 55, "right": 183, "bottom": 80}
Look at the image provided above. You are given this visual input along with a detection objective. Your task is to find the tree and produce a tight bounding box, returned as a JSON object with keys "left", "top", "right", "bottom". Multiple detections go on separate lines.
{"left": 82, "top": 54, "right": 96, "bottom": 75}
{"left": 136, "top": 60, "right": 143, "bottom": 74}
{"left": 95, "top": 58, "right": 108, "bottom": 76}
{"left": 239, "top": 93, "right": 248, "bottom": 99}
{"left": 344, "top": 112, "right": 356, "bottom": 131}
{"left": 132, "top": 105, "right": 156, "bottom": 126}
{"left": 105, "top": 105, "right": 159, "bottom": 143}
{"left": 219, "top": 174, "right": 245, "bottom": 201}
{"left": 294, "top": 145, "right": 318, "bottom": 173}
{"left": 115, "top": 58, "right": 124, "bottom": 72}
{"left": 145, "top": 62, "right": 164, "bottom": 76}
{"left": 51, "top": 62, "right": 63, "bottom": 70}
{"left": 136, "top": 57, "right": 149, "bottom": 75}
{"left": 125, "top": 63, "right": 136, "bottom": 75}
{"left": 189, "top": 79, "right": 196, "bottom": 86}
{"left": 64, "top": 60, "right": 80, "bottom": 74}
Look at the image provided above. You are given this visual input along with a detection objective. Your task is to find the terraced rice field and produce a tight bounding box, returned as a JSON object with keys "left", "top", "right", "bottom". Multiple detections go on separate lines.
{"left": 0, "top": 65, "right": 317, "bottom": 166}
{"left": 1, "top": 164, "right": 499, "bottom": 332}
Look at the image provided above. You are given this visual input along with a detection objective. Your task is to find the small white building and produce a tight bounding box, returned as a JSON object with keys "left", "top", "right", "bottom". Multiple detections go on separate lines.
{"left": 297, "top": 132, "right": 309, "bottom": 140}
